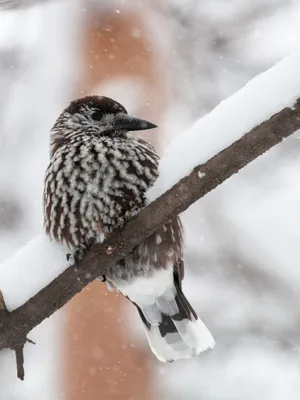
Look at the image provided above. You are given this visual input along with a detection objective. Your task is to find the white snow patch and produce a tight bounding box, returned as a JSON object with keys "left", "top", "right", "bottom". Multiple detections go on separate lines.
{"left": 198, "top": 171, "right": 206, "bottom": 178}
{"left": 0, "top": 234, "right": 68, "bottom": 311}
{"left": 148, "top": 52, "right": 300, "bottom": 201}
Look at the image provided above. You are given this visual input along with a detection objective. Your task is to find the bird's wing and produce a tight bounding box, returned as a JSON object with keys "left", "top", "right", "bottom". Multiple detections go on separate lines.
{"left": 173, "top": 258, "right": 185, "bottom": 289}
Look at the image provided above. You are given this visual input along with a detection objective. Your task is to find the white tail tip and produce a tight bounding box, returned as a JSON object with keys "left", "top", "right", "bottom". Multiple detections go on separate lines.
{"left": 145, "top": 317, "right": 215, "bottom": 363}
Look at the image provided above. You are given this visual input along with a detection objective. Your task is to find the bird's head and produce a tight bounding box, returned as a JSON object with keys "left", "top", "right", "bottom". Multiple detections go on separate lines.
{"left": 53, "top": 95, "right": 157, "bottom": 140}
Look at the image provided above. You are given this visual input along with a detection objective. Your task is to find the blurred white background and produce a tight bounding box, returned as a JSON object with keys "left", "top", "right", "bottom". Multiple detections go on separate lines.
{"left": 0, "top": 1, "right": 300, "bottom": 399}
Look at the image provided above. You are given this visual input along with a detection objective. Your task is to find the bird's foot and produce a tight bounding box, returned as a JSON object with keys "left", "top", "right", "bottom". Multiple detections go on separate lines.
{"left": 66, "top": 245, "right": 87, "bottom": 265}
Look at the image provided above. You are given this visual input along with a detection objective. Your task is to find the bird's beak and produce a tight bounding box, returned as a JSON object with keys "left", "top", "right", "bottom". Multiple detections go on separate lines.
{"left": 114, "top": 114, "right": 158, "bottom": 131}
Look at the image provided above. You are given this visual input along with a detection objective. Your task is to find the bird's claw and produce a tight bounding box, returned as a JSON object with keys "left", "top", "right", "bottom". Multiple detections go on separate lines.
{"left": 66, "top": 246, "right": 87, "bottom": 265}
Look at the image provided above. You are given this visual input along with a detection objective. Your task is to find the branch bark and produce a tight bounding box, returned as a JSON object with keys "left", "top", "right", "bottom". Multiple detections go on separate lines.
{"left": 0, "top": 100, "right": 300, "bottom": 361}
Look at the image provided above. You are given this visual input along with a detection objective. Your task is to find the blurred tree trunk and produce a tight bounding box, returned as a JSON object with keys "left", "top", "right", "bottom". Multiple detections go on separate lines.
{"left": 62, "top": 3, "right": 169, "bottom": 400}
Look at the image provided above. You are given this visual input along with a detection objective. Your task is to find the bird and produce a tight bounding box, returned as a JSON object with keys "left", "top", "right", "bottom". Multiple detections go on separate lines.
{"left": 43, "top": 95, "right": 215, "bottom": 362}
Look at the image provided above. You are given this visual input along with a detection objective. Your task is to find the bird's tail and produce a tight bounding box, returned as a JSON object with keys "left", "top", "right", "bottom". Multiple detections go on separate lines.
{"left": 133, "top": 282, "right": 215, "bottom": 362}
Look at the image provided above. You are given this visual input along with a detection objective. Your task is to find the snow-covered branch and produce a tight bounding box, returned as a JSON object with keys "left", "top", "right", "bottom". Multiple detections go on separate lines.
{"left": 1, "top": 99, "right": 300, "bottom": 353}
{"left": 1, "top": 53, "right": 300, "bottom": 378}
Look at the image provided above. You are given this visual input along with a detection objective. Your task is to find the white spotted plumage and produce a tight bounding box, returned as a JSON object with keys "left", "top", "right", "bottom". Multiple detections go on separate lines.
{"left": 43, "top": 95, "right": 214, "bottom": 362}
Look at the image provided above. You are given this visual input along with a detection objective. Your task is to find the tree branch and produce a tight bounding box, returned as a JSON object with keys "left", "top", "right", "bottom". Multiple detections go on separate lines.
{"left": 0, "top": 100, "right": 299, "bottom": 355}
{"left": 0, "top": 289, "right": 25, "bottom": 379}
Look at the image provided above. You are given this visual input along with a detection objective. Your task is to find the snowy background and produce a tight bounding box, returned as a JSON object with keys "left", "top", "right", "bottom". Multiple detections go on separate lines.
{"left": 1, "top": 0, "right": 300, "bottom": 399}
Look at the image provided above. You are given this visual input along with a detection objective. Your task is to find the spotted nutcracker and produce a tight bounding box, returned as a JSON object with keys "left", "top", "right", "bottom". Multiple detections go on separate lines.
{"left": 43, "top": 95, "right": 215, "bottom": 362}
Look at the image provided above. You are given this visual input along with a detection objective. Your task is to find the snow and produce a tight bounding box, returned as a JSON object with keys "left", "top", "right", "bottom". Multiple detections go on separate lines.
{"left": 0, "top": 235, "right": 68, "bottom": 311}
{"left": 1, "top": 50, "right": 300, "bottom": 314}
{"left": 148, "top": 52, "right": 300, "bottom": 201}
{"left": 161, "top": 342, "right": 300, "bottom": 400}
{"left": 0, "top": 2, "right": 81, "bottom": 399}
{"left": 0, "top": 313, "right": 62, "bottom": 400}
{"left": 1, "top": 3, "right": 300, "bottom": 399}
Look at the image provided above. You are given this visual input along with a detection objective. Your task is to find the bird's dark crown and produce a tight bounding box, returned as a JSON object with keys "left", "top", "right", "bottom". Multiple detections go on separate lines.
{"left": 66, "top": 95, "right": 128, "bottom": 119}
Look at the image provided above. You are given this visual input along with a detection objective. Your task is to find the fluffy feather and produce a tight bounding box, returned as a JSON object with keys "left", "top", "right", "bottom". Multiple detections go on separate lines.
{"left": 117, "top": 267, "right": 215, "bottom": 362}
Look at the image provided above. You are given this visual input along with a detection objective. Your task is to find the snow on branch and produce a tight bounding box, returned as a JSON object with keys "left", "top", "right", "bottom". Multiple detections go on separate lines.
{"left": 1, "top": 53, "right": 300, "bottom": 378}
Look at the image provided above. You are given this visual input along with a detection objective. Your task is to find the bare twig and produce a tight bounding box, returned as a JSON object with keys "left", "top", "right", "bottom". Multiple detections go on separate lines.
{"left": 0, "top": 100, "right": 300, "bottom": 371}
{"left": 15, "top": 346, "right": 25, "bottom": 380}
{"left": 0, "top": 289, "right": 25, "bottom": 379}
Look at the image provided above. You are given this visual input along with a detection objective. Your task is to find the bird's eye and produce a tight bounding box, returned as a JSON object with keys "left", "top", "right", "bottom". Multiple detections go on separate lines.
{"left": 92, "top": 110, "right": 103, "bottom": 121}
